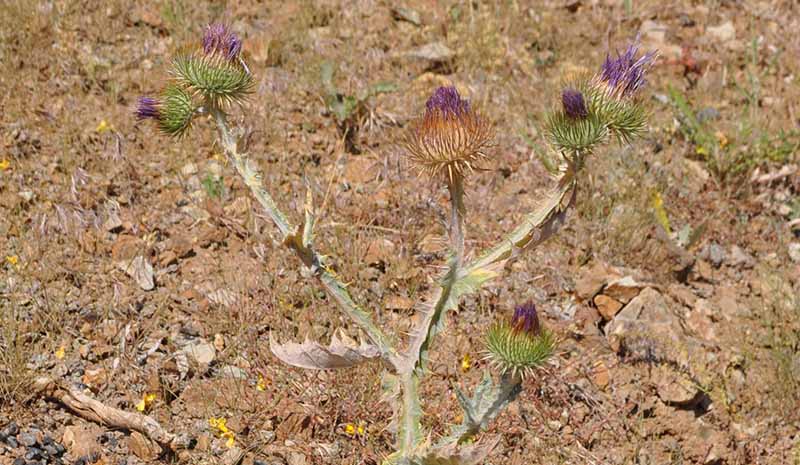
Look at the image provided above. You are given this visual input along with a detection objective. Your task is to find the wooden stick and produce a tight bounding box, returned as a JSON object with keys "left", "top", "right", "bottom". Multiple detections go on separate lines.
{"left": 33, "top": 377, "right": 190, "bottom": 453}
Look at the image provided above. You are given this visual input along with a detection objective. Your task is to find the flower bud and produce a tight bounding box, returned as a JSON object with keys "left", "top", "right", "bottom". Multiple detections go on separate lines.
{"left": 484, "top": 302, "right": 556, "bottom": 379}
{"left": 561, "top": 88, "right": 588, "bottom": 120}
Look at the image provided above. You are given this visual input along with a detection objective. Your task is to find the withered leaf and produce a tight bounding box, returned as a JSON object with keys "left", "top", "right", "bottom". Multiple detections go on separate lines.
{"left": 270, "top": 330, "right": 381, "bottom": 370}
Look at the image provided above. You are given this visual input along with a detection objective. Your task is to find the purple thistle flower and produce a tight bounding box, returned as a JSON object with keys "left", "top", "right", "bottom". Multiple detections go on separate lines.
{"left": 511, "top": 301, "right": 541, "bottom": 336}
{"left": 600, "top": 38, "right": 657, "bottom": 98}
{"left": 425, "top": 86, "right": 470, "bottom": 117}
{"left": 561, "top": 88, "right": 588, "bottom": 119}
{"left": 202, "top": 23, "right": 242, "bottom": 61}
{"left": 135, "top": 97, "right": 160, "bottom": 120}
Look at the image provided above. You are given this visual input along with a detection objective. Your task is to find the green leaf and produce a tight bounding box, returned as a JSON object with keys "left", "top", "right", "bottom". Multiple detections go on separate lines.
{"left": 369, "top": 81, "right": 398, "bottom": 96}
{"left": 320, "top": 60, "right": 337, "bottom": 95}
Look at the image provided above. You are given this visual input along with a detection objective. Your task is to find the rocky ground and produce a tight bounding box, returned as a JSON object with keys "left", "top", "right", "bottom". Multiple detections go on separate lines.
{"left": 1, "top": 1, "right": 799, "bottom": 464}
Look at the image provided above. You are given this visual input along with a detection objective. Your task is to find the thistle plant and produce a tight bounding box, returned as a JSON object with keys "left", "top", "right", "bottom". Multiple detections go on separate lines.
{"left": 135, "top": 24, "right": 655, "bottom": 464}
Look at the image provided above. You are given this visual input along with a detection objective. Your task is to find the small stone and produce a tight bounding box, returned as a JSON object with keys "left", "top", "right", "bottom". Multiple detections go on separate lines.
{"left": 287, "top": 452, "right": 307, "bottom": 465}
{"left": 13, "top": 458, "right": 25, "bottom": 465}
{"left": 19, "top": 433, "right": 37, "bottom": 447}
{"left": 44, "top": 444, "right": 60, "bottom": 457}
{"left": 788, "top": 243, "right": 800, "bottom": 264}
{"left": 603, "top": 276, "right": 645, "bottom": 304}
{"left": 6, "top": 436, "right": 18, "bottom": 448}
{"left": 184, "top": 340, "right": 216, "bottom": 366}
{"left": 181, "top": 162, "right": 198, "bottom": 177}
{"left": 696, "top": 107, "right": 720, "bottom": 123}
{"left": 4, "top": 423, "right": 19, "bottom": 436}
{"left": 25, "top": 447, "right": 42, "bottom": 460}
{"left": 218, "top": 365, "right": 248, "bottom": 379}
{"left": 702, "top": 243, "right": 726, "bottom": 268}
{"left": 594, "top": 294, "right": 623, "bottom": 321}
{"left": 653, "top": 366, "right": 702, "bottom": 405}
{"left": 591, "top": 361, "right": 610, "bottom": 389}
{"left": 575, "top": 262, "right": 621, "bottom": 301}
{"left": 706, "top": 21, "right": 735, "bottom": 43}
{"left": 728, "top": 245, "right": 755, "bottom": 268}
{"left": 127, "top": 431, "right": 161, "bottom": 460}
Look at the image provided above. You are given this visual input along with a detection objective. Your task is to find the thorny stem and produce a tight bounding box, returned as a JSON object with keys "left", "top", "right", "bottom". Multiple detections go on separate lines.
{"left": 448, "top": 175, "right": 466, "bottom": 267}
{"left": 398, "top": 372, "right": 422, "bottom": 461}
{"left": 210, "top": 107, "right": 400, "bottom": 369}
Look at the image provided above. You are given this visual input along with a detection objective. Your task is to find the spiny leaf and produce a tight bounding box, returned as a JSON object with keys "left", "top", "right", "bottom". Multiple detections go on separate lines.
{"left": 269, "top": 330, "right": 380, "bottom": 370}
{"left": 442, "top": 372, "right": 521, "bottom": 445}
{"left": 402, "top": 261, "right": 504, "bottom": 374}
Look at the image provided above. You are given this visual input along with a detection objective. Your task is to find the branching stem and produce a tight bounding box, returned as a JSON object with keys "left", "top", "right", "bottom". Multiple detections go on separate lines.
{"left": 210, "top": 107, "right": 399, "bottom": 369}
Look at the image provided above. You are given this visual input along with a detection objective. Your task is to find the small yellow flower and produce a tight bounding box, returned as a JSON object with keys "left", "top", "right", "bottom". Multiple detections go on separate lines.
{"left": 209, "top": 417, "right": 235, "bottom": 447}
{"left": 460, "top": 353, "right": 471, "bottom": 373}
{"left": 54, "top": 346, "right": 66, "bottom": 360}
{"left": 357, "top": 423, "right": 365, "bottom": 435}
{"left": 256, "top": 374, "right": 267, "bottom": 391}
{"left": 715, "top": 131, "right": 728, "bottom": 149}
{"left": 222, "top": 431, "right": 235, "bottom": 448}
{"left": 96, "top": 119, "right": 113, "bottom": 133}
{"left": 651, "top": 191, "right": 671, "bottom": 234}
{"left": 0, "top": 159, "right": 9, "bottom": 171}
{"left": 5, "top": 255, "right": 19, "bottom": 270}
{"left": 344, "top": 423, "right": 356, "bottom": 436}
{"left": 135, "top": 393, "right": 157, "bottom": 412}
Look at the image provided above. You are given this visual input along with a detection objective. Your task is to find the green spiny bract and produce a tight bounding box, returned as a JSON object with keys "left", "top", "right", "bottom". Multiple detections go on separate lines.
{"left": 545, "top": 78, "right": 648, "bottom": 155}
{"left": 484, "top": 323, "right": 556, "bottom": 380}
{"left": 158, "top": 85, "right": 197, "bottom": 137}
{"left": 171, "top": 53, "right": 253, "bottom": 107}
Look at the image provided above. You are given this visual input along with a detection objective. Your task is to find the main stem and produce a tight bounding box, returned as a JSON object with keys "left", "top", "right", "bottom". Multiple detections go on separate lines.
{"left": 448, "top": 175, "right": 466, "bottom": 267}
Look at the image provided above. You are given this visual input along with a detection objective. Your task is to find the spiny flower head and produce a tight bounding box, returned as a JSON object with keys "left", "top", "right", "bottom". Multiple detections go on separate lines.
{"left": 561, "top": 88, "right": 588, "bottom": 120}
{"left": 599, "top": 37, "right": 657, "bottom": 99}
{"left": 484, "top": 302, "right": 556, "bottom": 379}
{"left": 403, "top": 86, "right": 493, "bottom": 184}
{"left": 203, "top": 23, "right": 243, "bottom": 61}
{"left": 133, "top": 86, "right": 197, "bottom": 137}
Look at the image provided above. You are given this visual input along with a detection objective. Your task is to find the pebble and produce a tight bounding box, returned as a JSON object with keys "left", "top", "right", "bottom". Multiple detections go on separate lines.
{"left": 12, "top": 458, "right": 25, "bottom": 465}
{"left": 696, "top": 107, "right": 720, "bottom": 123}
{"left": 4, "top": 422, "right": 19, "bottom": 436}
{"left": 25, "top": 447, "right": 43, "bottom": 459}
{"left": 19, "top": 432, "right": 38, "bottom": 447}
{"left": 788, "top": 243, "right": 800, "bottom": 264}
{"left": 6, "top": 437, "right": 18, "bottom": 448}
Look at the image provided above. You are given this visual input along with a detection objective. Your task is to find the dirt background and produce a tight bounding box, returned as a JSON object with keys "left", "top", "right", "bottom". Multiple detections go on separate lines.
{"left": 1, "top": 1, "right": 799, "bottom": 464}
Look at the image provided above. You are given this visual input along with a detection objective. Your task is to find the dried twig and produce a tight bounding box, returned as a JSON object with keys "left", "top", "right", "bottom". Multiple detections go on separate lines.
{"left": 33, "top": 377, "right": 190, "bottom": 453}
